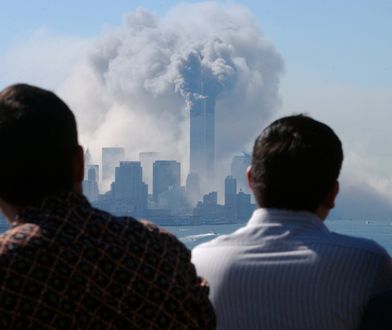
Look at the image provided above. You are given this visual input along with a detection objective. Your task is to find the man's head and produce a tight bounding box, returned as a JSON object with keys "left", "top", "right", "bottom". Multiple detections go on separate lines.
{"left": 0, "top": 84, "right": 83, "bottom": 207}
{"left": 249, "top": 114, "right": 343, "bottom": 215}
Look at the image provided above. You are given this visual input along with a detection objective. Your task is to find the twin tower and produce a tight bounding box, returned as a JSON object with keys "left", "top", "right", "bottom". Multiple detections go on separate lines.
{"left": 189, "top": 93, "right": 216, "bottom": 190}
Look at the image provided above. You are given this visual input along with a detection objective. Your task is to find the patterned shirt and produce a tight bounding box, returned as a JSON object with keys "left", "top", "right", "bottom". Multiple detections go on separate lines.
{"left": 192, "top": 208, "right": 392, "bottom": 330}
{"left": 0, "top": 192, "right": 216, "bottom": 329}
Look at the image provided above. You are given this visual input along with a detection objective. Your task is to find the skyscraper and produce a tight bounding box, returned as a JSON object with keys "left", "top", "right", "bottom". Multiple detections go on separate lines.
{"left": 153, "top": 160, "right": 181, "bottom": 206}
{"left": 102, "top": 147, "right": 125, "bottom": 183}
{"left": 224, "top": 176, "right": 237, "bottom": 208}
{"left": 189, "top": 95, "right": 215, "bottom": 191}
{"left": 236, "top": 191, "right": 254, "bottom": 222}
{"left": 86, "top": 164, "right": 99, "bottom": 183}
{"left": 84, "top": 148, "right": 92, "bottom": 166}
{"left": 224, "top": 175, "right": 237, "bottom": 221}
{"left": 111, "top": 161, "right": 147, "bottom": 214}
{"left": 83, "top": 167, "right": 99, "bottom": 202}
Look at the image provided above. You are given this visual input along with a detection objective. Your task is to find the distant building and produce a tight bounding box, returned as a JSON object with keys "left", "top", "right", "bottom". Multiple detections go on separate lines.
{"left": 224, "top": 176, "right": 237, "bottom": 208}
{"left": 86, "top": 164, "right": 99, "bottom": 183}
{"left": 83, "top": 167, "right": 99, "bottom": 202}
{"left": 193, "top": 192, "right": 224, "bottom": 223}
{"left": 102, "top": 147, "right": 125, "bottom": 183}
{"left": 158, "top": 186, "right": 190, "bottom": 215}
{"left": 231, "top": 153, "right": 251, "bottom": 193}
{"left": 153, "top": 160, "right": 181, "bottom": 206}
{"left": 111, "top": 161, "right": 147, "bottom": 215}
{"left": 203, "top": 192, "right": 218, "bottom": 205}
{"left": 224, "top": 176, "right": 237, "bottom": 221}
{"left": 236, "top": 190, "right": 255, "bottom": 222}
{"left": 139, "top": 152, "right": 160, "bottom": 194}
{"left": 189, "top": 92, "right": 216, "bottom": 193}
{"left": 84, "top": 148, "right": 92, "bottom": 168}
{"left": 186, "top": 172, "right": 201, "bottom": 207}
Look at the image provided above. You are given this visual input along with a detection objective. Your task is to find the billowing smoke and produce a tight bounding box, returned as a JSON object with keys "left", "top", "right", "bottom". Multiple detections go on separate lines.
{"left": 58, "top": 2, "right": 283, "bottom": 188}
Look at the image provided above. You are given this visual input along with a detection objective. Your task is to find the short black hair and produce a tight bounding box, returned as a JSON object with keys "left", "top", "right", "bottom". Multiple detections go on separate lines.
{"left": 0, "top": 84, "right": 79, "bottom": 206}
{"left": 251, "top": 114, "right": 343, "bottom": 212}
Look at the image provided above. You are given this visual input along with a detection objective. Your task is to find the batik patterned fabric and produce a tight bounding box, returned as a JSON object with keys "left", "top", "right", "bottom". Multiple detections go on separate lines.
{"left": 0, "top": 193, "right": 216, "bottom": 329}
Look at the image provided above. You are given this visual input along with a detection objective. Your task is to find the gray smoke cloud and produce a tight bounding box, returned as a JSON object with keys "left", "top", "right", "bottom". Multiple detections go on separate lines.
{"left": 333, "top": 182, "right": 392, "bottom": 220}
{"left": 59, "top": 2, "right": 283, "bottom": 187}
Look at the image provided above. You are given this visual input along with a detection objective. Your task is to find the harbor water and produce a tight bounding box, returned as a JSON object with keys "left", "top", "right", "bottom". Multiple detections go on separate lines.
{"left": 167, "top": 218, "right": 392, "bottom": 253}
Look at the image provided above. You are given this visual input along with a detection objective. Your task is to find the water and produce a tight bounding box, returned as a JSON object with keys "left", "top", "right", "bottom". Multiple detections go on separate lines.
{"left": 1, "top": 216, "right": 391, "bottom": 255}
{"left": 166, "top": 218, "right": 392, "bottom": 254}
{"left": 0, "top": 216, "right": 8, "bottom": 234}
{"left": 326, "top": 218, "right": 392, "bottom": 254}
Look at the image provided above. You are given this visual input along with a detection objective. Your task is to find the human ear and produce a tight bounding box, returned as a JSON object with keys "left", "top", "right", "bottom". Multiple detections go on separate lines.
{"left": 246, "top": 166, "right": 254, "bottom": 192}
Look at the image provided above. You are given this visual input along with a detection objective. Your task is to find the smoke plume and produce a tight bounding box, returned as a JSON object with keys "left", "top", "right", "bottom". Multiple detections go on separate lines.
{"left": 58, "top": 2, "right": 283, "bottom": 187}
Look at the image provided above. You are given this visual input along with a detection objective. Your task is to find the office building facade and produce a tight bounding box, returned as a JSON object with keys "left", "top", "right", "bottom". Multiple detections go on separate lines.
{"left": 153, "top": 160, "right": 181, "bottom": 206}
{"left": 111, "top": 161, "right": 147, "bottom": 214}
{"left": 189, "top": 95, "right": 215, "bottom": 191}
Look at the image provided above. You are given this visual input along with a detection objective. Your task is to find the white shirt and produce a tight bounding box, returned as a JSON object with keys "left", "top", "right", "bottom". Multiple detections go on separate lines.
{"left": 192, "top": 208, "right": 392, "bottom": 330}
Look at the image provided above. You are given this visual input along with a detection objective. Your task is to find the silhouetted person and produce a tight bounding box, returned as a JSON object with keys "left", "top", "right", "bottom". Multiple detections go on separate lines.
{"left": 0, "top": 84, "right": 216, "bottom": 329}
{"left": 193, "top": 115, "right": 392, "bottom": 329}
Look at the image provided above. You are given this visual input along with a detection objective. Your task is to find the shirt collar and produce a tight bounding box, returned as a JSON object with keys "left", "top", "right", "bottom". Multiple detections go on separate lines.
{"left": 247, "top": 208, "right": 329, "bottom": 232}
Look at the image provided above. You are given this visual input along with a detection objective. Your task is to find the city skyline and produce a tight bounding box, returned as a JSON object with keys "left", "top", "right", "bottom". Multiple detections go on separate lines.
{"left": 83, "top": 146, "right": 255, "bottom": 224}
{"left": 1, "top": 1, "right": 392, "bottom": 219}
{"left": 86, "top": 145, "right": 249, "bottom": 199}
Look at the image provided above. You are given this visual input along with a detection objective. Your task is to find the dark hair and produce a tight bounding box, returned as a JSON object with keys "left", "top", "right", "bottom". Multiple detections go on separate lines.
{"left": 0, "top": 84, "right": 79, "bottom": 206}
{"left": 251, "top": 114, "right": 343, "bottom": 211}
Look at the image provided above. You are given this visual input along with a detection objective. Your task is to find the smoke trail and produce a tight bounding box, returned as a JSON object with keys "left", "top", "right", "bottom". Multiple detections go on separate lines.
{"left": 59, "top": 2, "right": 284, "bottom": 186}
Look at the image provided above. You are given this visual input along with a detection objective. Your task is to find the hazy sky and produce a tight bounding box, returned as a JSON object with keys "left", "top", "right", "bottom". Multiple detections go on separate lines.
{"left": 1, "top": 0, "right": 392, "bottom": 218}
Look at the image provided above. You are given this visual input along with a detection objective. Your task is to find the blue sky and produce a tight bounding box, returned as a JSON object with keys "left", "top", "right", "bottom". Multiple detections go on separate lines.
{"left": 1, "top": 0, "right": 392, "bottom": 217}
{"left": 1, "top": 0, "right": 391, "bottom": 87}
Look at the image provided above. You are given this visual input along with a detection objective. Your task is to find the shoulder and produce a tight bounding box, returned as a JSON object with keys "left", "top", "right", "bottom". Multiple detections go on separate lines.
{"left": 138, "top": 219, "right": 191, "bottom": 256}
{"left": 0, "top": 223, "right": 42, "bottom": 254}
{"left": 325, "top": 231, "right": 389, "bottom": 258}
{"left": 68, "top": 205, "right": 190, "bottom": 256}
{"left": 193, "top": 224, "right": 249, "bottom": 253}
{"left": 192, "top": 230, "right": 244, "bottom": 268}
{"left": 97, "top": 210, "right": 191, "bottom": 257}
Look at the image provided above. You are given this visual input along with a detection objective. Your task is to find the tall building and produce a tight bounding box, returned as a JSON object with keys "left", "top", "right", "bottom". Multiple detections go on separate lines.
{"left": 84, "top": 148, "right": 92, "bottom": 167}
{"left": 153, "top": 160, "right": 181, "bottom": 206}
{"left": 231, "top": 153, "right": 251, "bottom": 193}
{"left": 236, "top": 191, "right": 255, "bottom": 222}
{"left": 224, "top": 176, "right": 237, "bottom": 221}
{"left": 102, "top": 147, "right": 125, "bottom": 183}
{"left": 86, "top": 164, "right": 99, "bottom": 183}
{"left": 189, "top": 93, "right": 216, "bottom": 191}
{"left": 83, "top": 167, "right": 99, "bottom": 202}
{"left": 111, "top": 161, "right": 147, "bottom": 214}
{"left": 139, "top": 152, "right": 160, "bottom": 194}
{"left": 224, "top": 176, "right": 237, "bottom": 208}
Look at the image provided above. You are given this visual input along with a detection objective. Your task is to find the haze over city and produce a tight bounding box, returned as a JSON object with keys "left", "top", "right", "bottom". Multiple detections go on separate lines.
{"left": 1, "top": 1, "right": 392, "bottom": 219}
